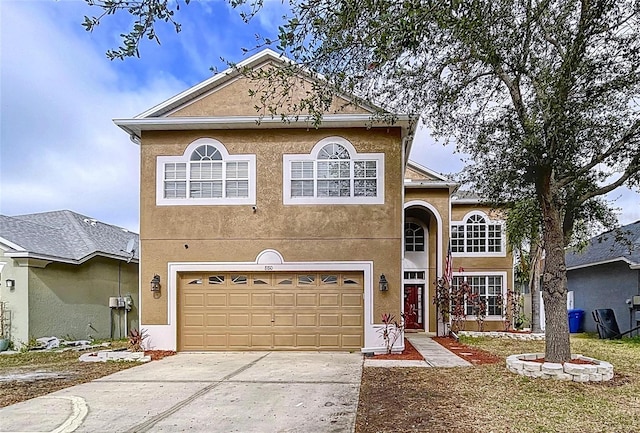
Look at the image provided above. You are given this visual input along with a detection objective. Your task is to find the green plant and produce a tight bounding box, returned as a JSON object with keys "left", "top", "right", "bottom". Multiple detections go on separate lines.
{"left": 378, "top": 313, "right": 405, "bottom": 354}
{"left": 127, "top": 328, "right": 148, "bottom": 352}
{"left": 432, "top": 278, "right": 451, "bottom": 336}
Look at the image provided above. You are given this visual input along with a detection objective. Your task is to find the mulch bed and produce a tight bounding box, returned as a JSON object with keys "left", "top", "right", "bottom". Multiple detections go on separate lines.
{"left": 432, "top": 336, "right": 501, "bottom": 365}
{"left": 371, "top": 338, "right": 424, "bottom": 360}
{"left": 145, "top": 350, "right": 176, "bottom": 361}
{"left": 530, "top": 357, "right": 597, "bottom": 365}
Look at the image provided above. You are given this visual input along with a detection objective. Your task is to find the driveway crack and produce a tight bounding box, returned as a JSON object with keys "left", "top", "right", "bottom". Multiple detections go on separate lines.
{"left": 125, "top": 353, "right": 271, "bottom": 433}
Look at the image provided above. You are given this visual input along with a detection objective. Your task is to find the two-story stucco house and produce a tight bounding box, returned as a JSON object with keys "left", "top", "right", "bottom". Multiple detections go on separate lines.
{"left": 115, "top": 49, "right": 513, "bottom": 353}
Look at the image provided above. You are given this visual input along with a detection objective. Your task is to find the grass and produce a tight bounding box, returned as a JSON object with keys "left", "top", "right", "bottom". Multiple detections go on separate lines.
{"left": 356, "top": 334, "right": 640, "bottom": 433}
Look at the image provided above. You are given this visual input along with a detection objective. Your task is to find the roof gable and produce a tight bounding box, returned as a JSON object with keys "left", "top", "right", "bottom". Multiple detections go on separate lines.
{"left": 405, "top": 161, "right": 448, "bottom": 181}
{"left": 139, "top": 50, "right": 375, "bottom": 119}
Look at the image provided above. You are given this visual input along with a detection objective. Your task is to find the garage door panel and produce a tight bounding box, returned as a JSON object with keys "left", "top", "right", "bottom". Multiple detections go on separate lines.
{"left": 342, "top": 314, "right": 362, "bottom": 327}
{"left": 319, "top": 294, "right": 340, "bottom": 307}
{"left": 251, "top": 293, "right": 272, "bottom": 306}
{"left": 207, "top": 294, "right": 227, "bottom": 307}
{"left": 342, "top": 293, "right": 363, "bottom": 307}
{"left": 251, "top": 314, "right": 272, "bottom": 326}
{"left": 229, "top": 294, "right": 250, "bottom": 306}
{"left": 206, "top": 314, "right": 227, "bottom": 326}
{"left": 179, "top": 272, "right": 363, "bottom": 351}
{"left": 296, "top": 314, "right": 317, "bottom": 326}
{"left": 274, "top": 293, "right": 295, "bottom": 306}
{"left": 228, "top": 314, "right": 250, "bottom": 326}
{"left": 319, "top": 314, "right": 340, "bottom": 327}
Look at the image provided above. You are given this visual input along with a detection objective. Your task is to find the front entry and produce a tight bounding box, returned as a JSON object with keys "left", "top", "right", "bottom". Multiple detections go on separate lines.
{"left": 404, "top": 285, "right": 424, "bottom": 329}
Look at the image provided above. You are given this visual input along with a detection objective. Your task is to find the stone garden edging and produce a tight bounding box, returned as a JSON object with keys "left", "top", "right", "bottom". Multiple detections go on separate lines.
{"left": 506, "top": 353, "right": 614, "bottom": 382}
{"left": 459, "top": 330, "right": 545, "bottom": 341}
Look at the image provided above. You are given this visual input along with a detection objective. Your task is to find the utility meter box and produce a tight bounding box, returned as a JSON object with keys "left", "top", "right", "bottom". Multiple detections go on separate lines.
{"left": 633, "top": 296, "right": 640, "bottom": 307}
{"left": 109, "top": 297, "right": 120, "bottom": 308}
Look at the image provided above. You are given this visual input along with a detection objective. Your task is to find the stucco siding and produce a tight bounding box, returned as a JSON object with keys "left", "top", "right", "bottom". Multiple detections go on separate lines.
{"left": 139, "top": 127, "right": 404, "bottom": 329}
{"left": 27, "top": 258, "right": 139, "bottom": 341}
{"left": 0, "top": 260, "right": 29, "bottom": 346}
{"left": 567, "top": 261, "right": 640, "bottom": 333}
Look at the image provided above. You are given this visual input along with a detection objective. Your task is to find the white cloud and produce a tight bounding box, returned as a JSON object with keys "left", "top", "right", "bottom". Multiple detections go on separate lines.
{"left": 0, "top": 1, "right": 187, "bottom": 232}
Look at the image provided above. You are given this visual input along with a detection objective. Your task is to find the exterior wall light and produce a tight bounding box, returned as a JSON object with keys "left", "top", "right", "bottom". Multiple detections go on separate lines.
{"left": 150, "top": 274, "right": 161, "bottom": 292}
{"left": 5, "top": 279, "right": 15, "bottom": 289}
{"left": 379, "top": 274, "right": 389, "bottom": 291}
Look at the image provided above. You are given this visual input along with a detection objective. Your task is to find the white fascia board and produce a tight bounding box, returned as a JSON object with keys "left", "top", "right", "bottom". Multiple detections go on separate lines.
{"left": 566, "top": 257, "right": 635, "bottom": 271}
{"left": 135, "top": 49, "right": 286, "bottom": 119}
{"left": 451, "top": 198, "right": 483, "bottom": 204}
{"left": 406, "top": 160, "right": 449, "bottom": 181}
{"left": 0, "top": 237, "right": 26, "bottom": 252}
{"left": 4, "top": 251, "right": 139, "bottom": 266}
{"left": 404, "top": 180, "right": 458, "bottom": 191}
{"left": 114, "top": 114, "right": 413, "bottom": 139}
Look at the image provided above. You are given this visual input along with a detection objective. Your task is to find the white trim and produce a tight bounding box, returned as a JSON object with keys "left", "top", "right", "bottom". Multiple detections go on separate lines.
{"left": 0, "top": 237, "right": 26, "bottom": 252}
{"left": 452, "top": 271, "right": 508, "bottom": 321}
{"left": 451, "top": 210, "right": 506, "bottom": 258}
{"left": 566, "top": 256, "right": 636, "bottom": 271}
{"left": 283, "top": 136, "right": 385, "bottom": 205}
{"left": 156, "top": 138, "right": 256, "bottom": 206}
{"left": 404, "top": 200, "right": 444, "bottom": 277}
{"left": 143, "top": 249, "right": 380, "bottom": 351}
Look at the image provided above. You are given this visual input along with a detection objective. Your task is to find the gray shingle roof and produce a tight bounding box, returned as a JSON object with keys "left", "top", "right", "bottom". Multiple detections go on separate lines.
{"left": 565, "top": 221, "right": 640, "bottom": 269}
{"left": 0, "top": 210, "right": 139, "bottom": 264}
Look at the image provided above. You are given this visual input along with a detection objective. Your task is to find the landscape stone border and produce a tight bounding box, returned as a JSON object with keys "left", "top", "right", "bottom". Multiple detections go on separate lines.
{"left": 506, "top": 353, "right": 614, "bottom": 382}
{"left": 459, "top": 330, "right": 545, "bottom": 341}
{"left": 79, "top": 350, "right": 151, "bottom": 363}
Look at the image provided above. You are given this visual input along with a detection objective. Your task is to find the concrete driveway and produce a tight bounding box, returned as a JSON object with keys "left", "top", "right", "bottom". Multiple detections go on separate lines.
{"left": 0, "top": 352, "right": 363, "bottom": 433}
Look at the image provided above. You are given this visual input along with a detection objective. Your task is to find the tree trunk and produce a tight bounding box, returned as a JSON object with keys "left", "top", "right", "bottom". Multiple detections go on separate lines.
{"left": 539, "top": 188, "right": 571, "bottom": 363}
{"left": 530, "top": 243, "right": 543, "bottom": 333}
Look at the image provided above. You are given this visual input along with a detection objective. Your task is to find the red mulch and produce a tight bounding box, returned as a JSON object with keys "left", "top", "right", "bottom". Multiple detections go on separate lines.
{"left": 432, "top": 336, "right": 501, "bottom": 365}
{"left": 145, "top": 350, "right": 177, "bottom": 361}
{"left": 371, "top": 338, "right": 425, "bottom": 360}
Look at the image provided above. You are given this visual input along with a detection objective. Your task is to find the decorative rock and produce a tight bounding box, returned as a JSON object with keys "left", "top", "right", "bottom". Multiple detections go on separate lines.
{"left": 541, "top": 363, "right": 563, "bottom": 374}
{"left": 506, "top": 353, "right": 613, "bottom": 382}
{"left": 573, "top": 373, "right": 591, "bottom": 382}
{"left": 523, "top": 362, "right": 542, "bottom": 372}
{"left": 589, "top": 373, "right": 603, "bottom": 382}
{"left": 563, "top": 363, "right": 586, "bottom": 375}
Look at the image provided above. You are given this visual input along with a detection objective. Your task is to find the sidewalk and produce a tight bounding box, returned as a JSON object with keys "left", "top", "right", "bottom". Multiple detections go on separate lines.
{"left": 364, "top": 333, "right": 472, "bottom": 368}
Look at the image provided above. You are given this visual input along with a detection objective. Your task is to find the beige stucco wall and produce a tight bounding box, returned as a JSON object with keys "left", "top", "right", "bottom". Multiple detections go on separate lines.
{"left": 140, "top": 127, "right": 404, "bottom": 325}
{"left": 169, "top": 70, "right": 371, "bottom": 118}
{"left": 27, "top": 258, "right": 139, "bottom": 341}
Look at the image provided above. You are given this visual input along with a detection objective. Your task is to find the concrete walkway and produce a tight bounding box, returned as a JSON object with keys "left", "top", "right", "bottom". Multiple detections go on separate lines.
{"left": 364, "top": 333, "right": 472, "bottom": 368}
{"left": 0, "top": 352, "right": 362, "bottom": 433}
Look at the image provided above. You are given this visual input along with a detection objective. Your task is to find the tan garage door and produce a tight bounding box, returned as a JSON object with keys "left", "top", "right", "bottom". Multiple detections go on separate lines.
{"left": 178, "top": 272, "right": 364, "bottom": 351}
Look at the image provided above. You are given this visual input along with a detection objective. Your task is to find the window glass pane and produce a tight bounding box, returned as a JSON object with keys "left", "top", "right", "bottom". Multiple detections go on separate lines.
{"left": 226, "top": 180, "right": 249, "bottom": 198}
{"left": 251, "top": 274, "right": 271, "bottom": 285}
{"left": 164, "top": 181, "right": 186, "bottom": 198}
{"left": 354, "top": 179, "right": 377, "bottom": 197}
{"left": 208, "top": 275, "right": 225, "bottom": 284}
{"left": 191, "top": 162, "right": 222, "bottom": 180}
{"left": 291, "top": 180, "right": 314, "bottom": 197}
{"left": 291, "top": 161, "right": 313, "bottom": 179}
{"left": 317, "top": 180, "right": 350, "bottom": 197}
{"left": 297, "top": 275, "right": 316, "bottom": 285}
{"left": 190, "top": 181, "right": 223, "bottom": 198}
{"left": 318, "top": 143, "right": 350, "bottom": 159}
{"left": 276, "top": 276, "right": 293, "bottom": 285}
{"left": 231, "top": 275, "right": 247, "bottom": 284}
{"left": 317, "top": 161, "right": 350, "bottom": 179}
{"left": 188, "top": 279, "right": 203, "bottom": 285}
{"left": 354, "top": 160, "right": 377, "bottom": 178}
{"left": 165, "top": 163, "right": 186, "bottom": 180}
{"left": 226, "top": 161, "right": 248, "bottom": 179}
{"left": 405, "top": 222, "right": 425, "bottom": 252}
{"left": 321, "top": 275, "right": 338, "bottom": 285}
{"left": 191, "top": 145, "right": 222, "bottom": 161}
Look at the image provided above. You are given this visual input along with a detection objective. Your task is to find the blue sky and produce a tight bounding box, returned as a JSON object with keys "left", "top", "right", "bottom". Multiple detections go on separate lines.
{"left": 1, "top": 0, "right": 638, "bottom": 232}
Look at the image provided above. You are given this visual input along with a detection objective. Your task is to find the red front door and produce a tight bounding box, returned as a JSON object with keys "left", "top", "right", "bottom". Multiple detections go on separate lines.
{"left": 404, "top": 285, "right": 424, "bottom": 329}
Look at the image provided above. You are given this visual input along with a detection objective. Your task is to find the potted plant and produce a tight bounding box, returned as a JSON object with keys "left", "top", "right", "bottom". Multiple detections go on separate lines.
{"left": 0, "top": 301, "right": 9, "bottom": 351}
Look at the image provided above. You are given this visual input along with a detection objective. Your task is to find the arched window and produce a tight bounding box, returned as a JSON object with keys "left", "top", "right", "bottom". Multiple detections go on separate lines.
{"left": 405, "top": 222, "right": 425, "bottom": 252}
{"left": 284, "top": 137, "right": 384, "bottom": 204}
{"left": 157, "top": 138, "right": 255, "bottom": 205}
{"left": 451, "top": 212, "right": 503, "bottom": 254}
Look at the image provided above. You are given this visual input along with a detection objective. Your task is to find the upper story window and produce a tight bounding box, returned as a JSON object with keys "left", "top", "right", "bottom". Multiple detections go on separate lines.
{"left": 283, "top": 137, "right": 385, "bottom": 205}
{"left": 405, "top": 222, "right": 425, "bottom": 252}
{"left": 451, "top": 212, "right": 504, "bottom": 256}
{"left": 156, "top": 138, "right": 256, "bottom": 206}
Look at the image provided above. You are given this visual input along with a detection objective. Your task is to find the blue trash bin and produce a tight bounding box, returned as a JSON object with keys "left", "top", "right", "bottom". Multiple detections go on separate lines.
{"left": 568, "top": 309, "right": 585, "bottom": 333}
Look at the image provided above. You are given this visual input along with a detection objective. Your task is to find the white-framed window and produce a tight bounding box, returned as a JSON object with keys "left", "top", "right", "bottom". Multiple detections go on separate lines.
{"left": 283, "top": 136, "right": 384, "bottom": 205}
{"left": 450, "top": 211, "right": 504, "bottom": 256}
{"left": 451, "top": 273, "right": 505, "bottom": 318}
{"left": 156, "top": 138, "right": 256, "bottom": 206}
{"left": 404, "top": 222, "right": 425, "bottom": 252}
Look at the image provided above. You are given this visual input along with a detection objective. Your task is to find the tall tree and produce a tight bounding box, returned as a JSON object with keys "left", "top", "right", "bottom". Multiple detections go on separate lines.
{"left": 85, "top": 0, "right": 640, "bottom": 362}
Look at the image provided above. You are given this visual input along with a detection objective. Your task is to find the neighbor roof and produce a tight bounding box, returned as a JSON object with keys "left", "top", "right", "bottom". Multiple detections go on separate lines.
{"left": 0, "top": 210, "right": 139, "bottom": 264}
{"left": 566, "top": 221, "right": 640, "bottom": 270}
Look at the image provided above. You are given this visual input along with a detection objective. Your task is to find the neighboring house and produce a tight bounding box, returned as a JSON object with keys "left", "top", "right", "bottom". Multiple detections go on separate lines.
{"left": 0, "top": 210, "right": 139, "bottom": 346}
{"left": 566, "top": 221, "right": 640, "bottom": 333}
{"left": 114, "top": 49, "right": 512, "bottom": 352}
